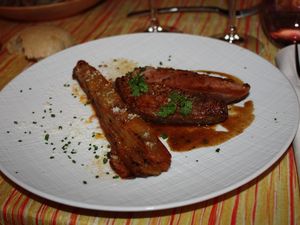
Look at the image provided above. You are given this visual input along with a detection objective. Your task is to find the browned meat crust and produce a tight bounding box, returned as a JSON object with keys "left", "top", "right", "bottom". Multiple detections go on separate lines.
{"left": 73, "top": 60, "right": 171, "bottom": 178}
{"left": 140, "top": 67, "right": 250, "bottom": 104}
{"left": 115, "top": 75, "right": 228, "bottom": 125}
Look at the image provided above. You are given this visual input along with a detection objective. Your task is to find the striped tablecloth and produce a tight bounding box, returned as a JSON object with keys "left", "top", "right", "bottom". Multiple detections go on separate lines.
{"left": 0, "top": 0, "right": 299, "bottom": 224}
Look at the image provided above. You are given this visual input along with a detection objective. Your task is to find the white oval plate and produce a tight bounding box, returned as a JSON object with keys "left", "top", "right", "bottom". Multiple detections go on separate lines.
{"left": 0, "top": 33, "right": 298, "bottom": 212}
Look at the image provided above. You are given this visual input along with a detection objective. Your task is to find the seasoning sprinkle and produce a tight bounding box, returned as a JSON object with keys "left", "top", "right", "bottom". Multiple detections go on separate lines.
{"left": 45, "top": 134, "right": 50, "bottom": 141}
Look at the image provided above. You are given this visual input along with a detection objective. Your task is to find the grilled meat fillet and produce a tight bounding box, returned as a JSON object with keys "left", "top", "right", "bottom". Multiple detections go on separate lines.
{"left": 133, "top": 67, "right": 250, "bottom": 104}
{"left": 73, "top": 60, "right": 171, "bottom": 178}
{"left": 115, "top": 75, "right": 228, "bottom": 125}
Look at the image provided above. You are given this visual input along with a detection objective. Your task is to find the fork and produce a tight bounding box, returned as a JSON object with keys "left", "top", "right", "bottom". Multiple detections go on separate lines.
{"left": 127, "top": 4, "right": 261, "bottom": 19}
{"left": 295, "top": 43, "right": 300, "bottom": 78}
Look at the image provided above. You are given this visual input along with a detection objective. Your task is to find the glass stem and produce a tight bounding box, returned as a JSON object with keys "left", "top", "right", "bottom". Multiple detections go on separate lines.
{"left": 148, "top": 0, "right": 161, "bottom": 32}
{"left": 227, "top": 0, "right": 240, "bottom": 43}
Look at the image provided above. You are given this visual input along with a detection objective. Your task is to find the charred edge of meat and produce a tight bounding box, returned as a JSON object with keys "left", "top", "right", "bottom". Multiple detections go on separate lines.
{"left": 73, "top": 60, "right": 171, "bottom": 178}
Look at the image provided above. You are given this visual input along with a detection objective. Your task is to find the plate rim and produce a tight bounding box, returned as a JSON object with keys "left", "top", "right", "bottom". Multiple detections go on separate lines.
{"left": 0, "top": 32, "right": 299, "bottom": 212}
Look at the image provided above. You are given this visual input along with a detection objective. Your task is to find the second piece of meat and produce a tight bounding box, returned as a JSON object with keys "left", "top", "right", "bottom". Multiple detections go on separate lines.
{"left": 115, "top": 70, "right": 228, "bottom": 125}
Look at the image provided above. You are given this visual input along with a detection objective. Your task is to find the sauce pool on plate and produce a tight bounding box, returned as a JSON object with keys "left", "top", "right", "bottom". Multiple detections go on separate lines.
{"left": 153, "top": 70, "right": 254, "bottom": 152}
{"left": 153, "top": 100, "right": 254, "bottom": 151}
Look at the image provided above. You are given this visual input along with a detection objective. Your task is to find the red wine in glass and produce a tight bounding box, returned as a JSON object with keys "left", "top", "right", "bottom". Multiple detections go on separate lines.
{"left": 261, "top": 0, "right": 300, "bottom": 47}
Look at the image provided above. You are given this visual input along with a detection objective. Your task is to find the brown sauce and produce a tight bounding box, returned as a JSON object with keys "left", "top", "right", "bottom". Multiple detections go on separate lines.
{"left": 153, "top": 101, "right": 254, "bottom": 151}
{"left": 153, "top": 69, "right": 254, "bottom": 152}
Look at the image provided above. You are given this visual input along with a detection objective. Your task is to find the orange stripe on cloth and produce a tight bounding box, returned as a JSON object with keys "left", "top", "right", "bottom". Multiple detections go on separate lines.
{"left": 160, "top": 0, "right": 180, "bottom": 26}
{"left": 125, "top": 217, "right": 131, "bottom": 225}
{"left": 81, "top": 1, "right": 123, "bottom": 42}
{"left": 190, "top": 209, "right": 197, "bottom": 225}
{"left": 123, "top": 0, "right": 146, "bottom": 33}
{"left": 35, "top": 204, "right": 49, "bottom": 225}
{"left": 208, "top": 204, "right": 218, "bottom": 225}
{"left": 255, "top": 22, "right": 262, "bottom": 54}
{"left": 168, "top": 209, "right": 177, "bottom": 225}
{"left": 2, "top": 188, "right": 18, "bottom": 225}
{"left": 251, "top": 183, "right": 259, "bottom": 225}
{"left": 230, "top": 193, "right": 240, "bottom": 225}
{"left": 70, "top": 15, "right": 91, "bottom": 35}
{"left": 51, "top": 209, "right": 60, "bottom": 225}
{"left": 288, "top": 150, "right": 296, "bottom": 225}
{"left": 244, "top": 16, "right": 251, "bottom": 38}
{"left": 11, "top": 192, "right": 23, "bottom": 225}
{"left": 199, "top": 13, "right": 212, "bottom": 35}
{"left": 68, "top": 213, "right": 78, "bottom": 225}
{"left": 17, "top": 196, "right": 30, "bottom": 225}
{"left": 174, "top": 209, "right": 183, "bottom": 225}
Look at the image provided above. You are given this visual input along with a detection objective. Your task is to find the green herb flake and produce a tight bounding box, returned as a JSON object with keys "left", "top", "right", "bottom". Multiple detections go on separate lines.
{"left": 44, "top": 134, "right": 50, "bottom": 141}
{"left": 128, "top": 72, "right": 148, "bottom": 96}
{"left": 160, "top": 133, "right": 168, "bottom": 139}
{"left": 157, "top": 91, "right": 193, "bottom": 118}
{"left": 103, "top": 158, "right": 108, "bottom": 164}
{"left": 157, "top": 102, "right": 176, "bottom": 118}
{"left": 180, "top": 99, "right": 193, "bottom": 116}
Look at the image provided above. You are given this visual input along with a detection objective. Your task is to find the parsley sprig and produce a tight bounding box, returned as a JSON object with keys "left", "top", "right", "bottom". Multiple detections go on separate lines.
{"left": 158, "top": 91, "right": 193, "bottom": 118}
{"left": 128, "top": 72, "right": 148, "bottom": 96}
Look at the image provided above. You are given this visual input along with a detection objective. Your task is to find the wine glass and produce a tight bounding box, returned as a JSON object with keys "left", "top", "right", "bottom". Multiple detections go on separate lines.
{"left": 213, "top": 0, "right": 263, "bottom": 52}
{"left": 137, "top": 0, "right": 178, "bottom": 33}
{"left": 260, "top": 0, "right": 300, "bottom": 47}
{"left": 261, "top": 0, "right": 300, "bottom": 74}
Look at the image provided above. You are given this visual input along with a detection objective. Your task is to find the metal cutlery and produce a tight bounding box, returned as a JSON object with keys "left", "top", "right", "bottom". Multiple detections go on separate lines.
{"left": 127, "top": 4, "right": 262, "bottom": 19}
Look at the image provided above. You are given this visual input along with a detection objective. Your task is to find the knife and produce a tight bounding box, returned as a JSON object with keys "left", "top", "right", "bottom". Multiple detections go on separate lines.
{"left": 127, "top": 4, "right": 262, "bottom": 19}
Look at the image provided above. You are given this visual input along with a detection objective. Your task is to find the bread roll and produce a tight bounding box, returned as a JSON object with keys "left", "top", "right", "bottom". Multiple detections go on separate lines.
{"left": 6, "top": 25, "right": 75, "bottom": 60}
